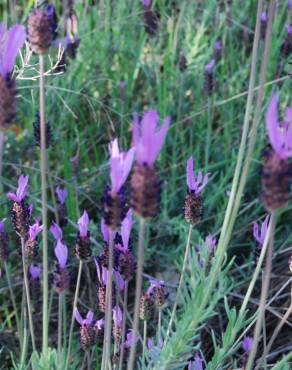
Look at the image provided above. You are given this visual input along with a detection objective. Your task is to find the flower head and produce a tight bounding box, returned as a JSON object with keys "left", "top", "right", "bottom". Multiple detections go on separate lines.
{"left": 242, "top": 336, "right": 253, "bottom": 353}
{"left": 114, "top": 269, "right": 125, "bottom": 291}
{"left": 186, "top": 157, "right": 209, "bottom": 194}
{"left": 147, "top": 279, "right": 164, "bottom": 296}
{"left": 29, "top": 264, "right": 41, "bottom": 280}
{"left": 28, "top": 219, "right": 43, "bottom": 241}
{"left": 95, "top": 318, "right": 104, "bottom": 331}
{"left": 109, "top": 139, "right": 135, "bottom": 193}
{"left": 7, "top": 175, "right": 29, "bottom": 202}
{"left": 141, "top": 0, "right": 151, "bottom": 8}
{"left": 261, "top": 12, "right": 268, "bottom": 22}
{"left": 112, "top": 306, "right": 122, "bottom": 328}
{"left": 74, "top": 308, "right": 94, "bottom": 327}
{"left": 120, "top": 209, "right": 134, "bottom": 251}
{"left": 95, "top": 258, "right": 108, "bottom": 286}
{"left": 56, "top": 186, "right": 68, "bottom": 205}
{"left": 78, "top": 211, "right": 89, "bottom": 238}
{"left": 50, "top": 222, "right": 63, "bottom": 241}
{"left": 214, "top": 41, "right": 222, "bottom": 51}
{"left": 54, "top": 240, "right": 68, "bottom": 268}
{"left": 253, "top": 215, "right": 269, "bottom": 246}
{"left": 205, "top": 59, "right": 215, "bottom": 74}
{"left": 133, "top": 111, "right": 170, "bottom": 166}
{"left": 266, "top": 95, "right": 292, "bottom": 159}
{"left": 205, "top": 235, "right": 216, "bottom": 253}
{"left": 0, "top": 23, "right": 26, "bottom": 77}
{"left": 188, "top": 356, "right": 203, "bottom": 370}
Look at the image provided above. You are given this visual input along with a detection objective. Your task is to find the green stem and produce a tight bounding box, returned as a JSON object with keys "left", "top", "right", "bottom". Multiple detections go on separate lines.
{"left": 65, "top": 261, "right": 83, "bottom": 370}
{"left": 164, "top": 224, "right": 193, "bottom": 343}
{"left": 246, "top": 212, "right": 276, "bottom": 370}
{"left": 142, "top": 320, "right": 147, "bottom": 370}
{"left": 20, "top": 292, "right": 28, "bottom": 368}
{"left": 118, "top": 281, "right": 129, "bottom": 370}
{"left": 127, "top": 218, "right": 146, "bottom": 370}
{"left": 4, "top": 262, "right": 22, "bottom": 351}
{"left": 0, "top": 130, "right": 5, "bottom": 195}
{"left": 63, "top": 293, "right": 67, "bottom": 349}
{"left": 205, "top": 96, "right": 213, "bottom": 168}
{"left": 58, "top": 292, "right": 63, "bottom": 359}
{"left": 21, "top": 237, "right": 36, "bottom": 352}
{"left": 39, "top": 54, "right": 49, "bottom": 359}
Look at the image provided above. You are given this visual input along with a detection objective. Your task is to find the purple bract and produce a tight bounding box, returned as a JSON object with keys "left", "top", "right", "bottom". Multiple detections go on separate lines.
{"left": 186, "top": 157, "right": 209, "bottom": 194}
{"left": 253, "top": 215, "right": 269, "bottom": 246}
{"left": 78, "top": 211, "right": 89, "bottom": 238}
{"left": 56, "top": 186, "right": 68, "bottom": 205}
{"left": 29, "top": 264, "right": 41, "bottom": 280}
{"left": 7, "top": 175, "right": 29, "bottom": 202}
{"left": 54, "top": 239, "right": 68, "bottom": 268}
{"left": 28, "top": 219, "right": 43, "bottom": 241}
{"left": 50, "top": 222, "right": 63, "bottom": 241}
{"left": 74, "top": 308, "right": 94, "bottom": 327}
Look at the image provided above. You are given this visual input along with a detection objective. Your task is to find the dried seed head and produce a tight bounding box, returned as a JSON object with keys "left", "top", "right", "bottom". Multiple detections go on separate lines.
{"left": 33, "top": 112, "right": 52, "bottom": 148}
{"left": 184, "top": 191, "right": 203, "bottom": 224}
{"left": 139, "top": 293, "right": 154, "bottom": 321}
{"left": 130, "top": 164, "right": 161, "bottom": 219}
{"left": 118, "top": 250, "right": 135, "bottom": 281}
{"left": 53, "top": 266, "right": 70, "bottom": 293}
{"left": 11, "top": 201, "right": 30, "bottom": 238}
{"left": 0, "top": 224, "right": 8, "bottom": 262}
{"left": 143, "top": 9, "right": 159, "bottom": 36}
{"left": 261, "top": 150, "right": 291, "bottom": 212}
{"left": 80, "top": 325, "right": 96, "bottom": 350}
{"left": 97, "top": 285, "right": 106, "bottom": 313}
{"left": 103, "top": 186, "right": 127, "bottom": 229}
{"left": 152, "top": 284, "right": 167, "bottom": 308}
{"left": 27, "top": 9, "right": 53, "bottom": 54}
{"left": 75, "top": 231, "right": 92, "bottom": 262}
{"left": 0, "top": 75, "right": 16, "bottom": 129}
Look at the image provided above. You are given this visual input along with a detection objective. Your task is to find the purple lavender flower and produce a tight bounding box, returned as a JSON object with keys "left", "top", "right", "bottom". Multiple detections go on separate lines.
{"left": 141, "top": 0, "right": 151, "bottom": 9}
{"left": 213, "top": 41, "right": 222, "bottom": 62}
{"left": 133, "top": 111, "right": 170, "bottom": 166}
{"left": 266, "top": 95, "right": 292, "bottom": 159}
{"left": 95, "top": 258, "right": 108, "bottom": 286}
{"left": 0, "top": 24, "right": 26, "bottom": 77}
{"left": 287, "top": 24, "right": 292, "bottom": 35}
{"left": 188, "top": 356, "right": 204, "bottom": 370}
{"left": 147, "top": 279, "right": 164, "bottom": 296}
{"left": 56, "top": 186, "right": 68, "bottom": 205}
{"left": 109, "top": 139, "right": 135, "bottom": 194}
{"left": 242, "top": 336, "right": 253, "bottom": 353}
{"left": 214, "top": 41, "right": 222, "bottom": 52}
{"left": 114, "top": 269, "right": 125, "bottom": 291}
{"left": 205, "top": 59, "right": 215, "bottom": 74}
{"left": 186, "top": 157, "right": 209, "bottom": 194}
{"left": 50, "top": 222, "right": 63, "bottom": 241}
{"left": 289, "top": 0, "right": 292, "bottom": 9}
{"left": 95, "top": 318, "right": 104, "bottom": 331}
{"left": 29, "top": 264, "right": 41, "bottom": 280}
{"left": 28, "top": 219, "right": 43, "bottom": 241}
{"left": 74, "top": 308, "right": 94, "bottom": 327}
{"left": 113, "top": 306, "right": 123, "bottom": 328}
{"left": 253, "top": 215, "right": 269, "bottom": 246}
{"left": 0, "top": 220, "right": 5, "bottom": 233}
{"left": 120, "top": 209, "right": 133, "bottom": 251}
{"left": 7, "top": 175, "right": 29, "bottom": 202}
{"left": 125, "top": 330, "right": 135, "bottom": 349}
{"left": 261, "top": 12, "right": 268, "bottom": 22}
{"left": 78, "top": 211, "right": 89, "bottom": 238}
{"left": 205, "top": 235, "right": 216, "bottom": 253}
{"left": 54, "top": 240, "right": 68, "bottom": 269}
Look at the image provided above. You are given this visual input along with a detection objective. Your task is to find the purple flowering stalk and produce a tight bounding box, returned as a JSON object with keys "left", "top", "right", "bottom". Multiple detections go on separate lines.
{"left": 128, "top": 110, "right": 169, "bottom": 370}
{"left": 188, "top": 355, "right": 204, "bottom": 370}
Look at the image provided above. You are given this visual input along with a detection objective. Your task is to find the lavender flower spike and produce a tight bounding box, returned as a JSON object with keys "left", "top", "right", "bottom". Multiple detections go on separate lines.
{"left": 112, "top": 306, "right": 123, "bottom": 328}
{"left": 29, "top": 264, "right": 41, "bottom": 280}
{"left": 205, "top": 59, "right": 215, "bottom": 74}
{"left": 50, "top": 222, "right": 63, "bottom": 241}
{"left": 121, "top": 209, "right": 134, "bottom": 251}
{"left": 253, "top": 215, "right": 269, "bottom": 246}
{"left": 54, "top": 240, "right": 68, "bottom": 268}
{"left": 78, "top": 211, "right": 89, "bottom": 238}
{"left": 109, "top": 138, "right": 135, "bottom": 194}
{"left": 242, "top": 336, "right": 253, "bottom": 353}
{"left": 188, "top": 355, "right": 204, "bottom": 370}
{"left": 7, "top": 175, "right": 29, "bottom": 202}
{"left": 0, "top": 24, "right": 26, "bottom": 76}
{"left": 205, "top": 234, "right": 216, "bottom": 253}
{"left": 74, "top": 307, "right": 94, "bottom": 327}
{"left": 28, "top": 219, "right": 43, "bottom": 241}
{"left": 133, "top": 110, "right": 170, "bottom": 166}
{"left": 266, "top": 95, "right": 292, "bottom": 159}
{"left": 187, "top": 157, "right": 209, "bottom": 194}
{"left": 56, "top": 186, "right": 68, "bottom": 205}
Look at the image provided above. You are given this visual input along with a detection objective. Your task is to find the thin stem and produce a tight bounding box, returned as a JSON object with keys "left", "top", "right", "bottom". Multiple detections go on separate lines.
{"left": 118, "top": 281, "right": 129, "bottom": 370}
{"left": 65, "top": 261, "right": 83, "bottom": 370}
{"left": 102, "top": 230, "right": 114, "bottom": 370}
{"left": 255, "top": 285, "right": 292, "bottom": 369}
{"left": 245, "top": 212, "right": 276, "bottom": 370}
{"left": 0, "top": 130, "right": 5, "bottom": 195}
{"left": 20, "top": 297, "right": 28, "bottom": 367}
{"left": 58, "top": 293, "right": 63, "bottom": 358}
{"left": 158, "top": 310, "right": 162, "bottom": 344}
{"left": 165, "top": 224, "right": 193, "bottom": 342}
{"left": 142, "top": 320, "right": 147, "bottom": 370}
{"left": 4, "top": 262, "right": 22, "bottom": 351}
{"left": 205, "top": 96, "right": 213, "bottom": 168}
{"left": 128, "top": 218, "right": 146, "bottom": 370}
{"left": 63, "top": 293, "right": 67, "bottom": 349}
{"left": 21, "top": 237, "right": 36, "bottom": 351}
{"left": 39, "top": 54, "right": 49, "bottom": 359}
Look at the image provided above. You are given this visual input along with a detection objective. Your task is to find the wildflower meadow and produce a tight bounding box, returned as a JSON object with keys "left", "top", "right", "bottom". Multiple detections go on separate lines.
{"left": 0, "top": 0, "right": 292, "bottom": 369}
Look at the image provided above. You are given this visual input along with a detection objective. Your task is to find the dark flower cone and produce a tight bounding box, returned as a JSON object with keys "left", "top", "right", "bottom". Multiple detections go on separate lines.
{"left": 261, "top": 150, "right": 291, "bottom": 212}
{"left": 97, "top": 285, "right": 107, "bottom": 313}
{"left": 178, "top": 51, "right": 187, "bottom": 72}
{"left": 103, "top": 186, "right": 127, "bottom": 229}
{"left": 0, "top": 75, "right": 16, "bottom": 129}
{"left": 0, "top": 229, "right": 8, "bottom": 262}
{"left": 53, "top": 267, "right": 70, "bottom": 293}
{"left": 98, "top": 244, "right": 120, "bottom": 270}
{"left": 33, "top": 112, "right": 52, "bottom": 148}
{"left": 139, "top": 293, "right": 154, "bottom": 321}
{"left": 184, "top": 191, "right": 203, "bottom": 225}
{"left": 24, "top": 239, "right": 38, "bottom": 261}
{"left": 80, "top": 325, "right": 96, "bottom": 350}
{"left": 75, "top": 231, "right": 91, "bottom": 262}
{"left": 57, "top": 203, "right": 68, "bottom": 227}
{"left": 118, "top": 250, "right": 135, "bottom": 281}
{"left": 28, "top": 9, "right": 53, "bottom": 54}
{"left": 143, "top": 9, "right": 159, "bottom": 36}
{"left": 11, "top": 201, "right": 30, "bottom": 238}
{"left": 130, "top": 164, "right": 161, "bottom": 219}
{"left": 204, "top": 70, "right": 214, "bottom": 96}
{"left": 260, "top": 19, "right": 267, "bottom": 40}
{"left": 152, "top": 285, "right": 168, "bottom": 308}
